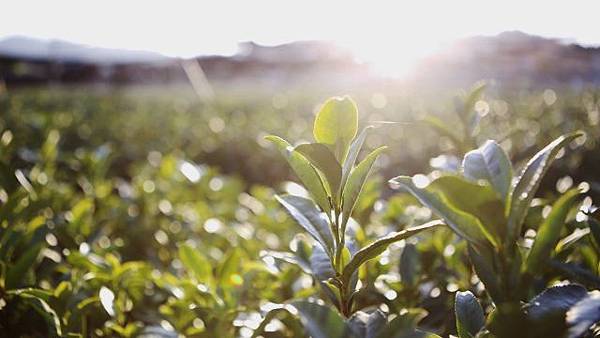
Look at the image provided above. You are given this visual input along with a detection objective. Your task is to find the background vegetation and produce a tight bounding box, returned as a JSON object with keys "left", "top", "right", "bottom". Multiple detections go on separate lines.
{"left": 0, "top": 82, "right": 599, "bottom": 337}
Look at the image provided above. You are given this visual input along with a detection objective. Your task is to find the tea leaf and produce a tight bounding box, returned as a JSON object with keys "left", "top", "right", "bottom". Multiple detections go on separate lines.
{"left": 13, "top": 291, "right": 62, "bottom": 337}
{"left": 507, "top": 132, "right": 583, "bottom": 245}
{"left": 310, "top": 244, "right": 335, "bottom": 281}
{"left": 390, "top": 175, "right": 501, "bottom": 248}
{"left": 375, "top": 308, "right": 440, "bottom": 338}
{"left": 341, "top": 126, "right": 372, "bottom": 190}
{"left": 455, "top": 291, "right": 485, "bottom": 338}
{"left": 467, "top": 244, "right": 503, "bottom": 302}
{"left": 400, "top": 243, "right": 420, "bottom": 287}
{"left": 276, "top": 194, "right": 334, "bottom": 255}
{"left": 295, "top": 143, "right": 342, "bottom": 198}
{"left": 525, "top": 284, "right": 588, "bottom": 337}
{"left": 341, "top": 146, "right": 387, "bottom": 229}
{"left": 291, "top": 299, "right": 353, "bottom": 338}
{"left": 347, "top": 310, "right": 387, "bottom": 338}
{"left": 179, "top": 244, "right": 214, "bottom": 289}
{"left": 463, "top": 140, "right": 512, "bottom": 200}
{"left": 526, "top": 189, "right": 581, "bottom": 274}
{"left": 266, "top": 135, "right": 331, "bottom": 214}
{"left": 313, "top": 96, "right": 358, "bottom": 162}
{"left": 340, "top": 220, "right": 441, "bottom": 286}
{"left": 566, "top": 290, "right": 600, "bottom": 338}
{"left": 6, "top": 243, "right": 42, "bottom": 290}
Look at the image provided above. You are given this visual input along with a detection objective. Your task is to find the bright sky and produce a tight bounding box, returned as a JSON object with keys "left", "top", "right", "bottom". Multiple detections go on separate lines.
{"left": 3, "top": 1, "right": 600, "bottom": 75}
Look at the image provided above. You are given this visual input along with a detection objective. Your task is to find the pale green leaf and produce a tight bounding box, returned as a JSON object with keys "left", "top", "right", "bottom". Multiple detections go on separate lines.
{"left": 463, "top": 140, "right": 513, "bottom": 200}
{"left": 313, "top": 96, "right": 359, "bottom": 162}
{"left": 179, "top": 244, "right": 214, "bottom": 289}
{"left": 295, "top": 143, "right": 342, "bottom": 198}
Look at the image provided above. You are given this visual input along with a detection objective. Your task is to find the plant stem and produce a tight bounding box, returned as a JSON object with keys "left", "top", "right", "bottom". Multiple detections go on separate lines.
{"left": 337, "top": 282, "right": 351, "bottom": 317}
{"left": 333, "top": 208, "right": 343, "bottom": 271}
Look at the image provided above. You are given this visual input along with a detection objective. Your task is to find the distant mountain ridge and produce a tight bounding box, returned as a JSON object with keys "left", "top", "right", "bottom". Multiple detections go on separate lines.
{"left": 0, "top": 36, "right": 170, "bottom": 64}
{"left": 415, "top": 31, "right": 600, "bottom": 87}
{"left": 2, "top": 32, "right": 600, "bottom": 88}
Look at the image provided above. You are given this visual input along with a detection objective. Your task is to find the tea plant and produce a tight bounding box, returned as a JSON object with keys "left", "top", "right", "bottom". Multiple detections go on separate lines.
{"left": 263, "top": 96, "right": 442, "bottom": 337}
{"left": 1, "top": 86, "right": 599, "bottom": 337}
{"left": 391, "top": 132, "right": 600, "bottom": 337}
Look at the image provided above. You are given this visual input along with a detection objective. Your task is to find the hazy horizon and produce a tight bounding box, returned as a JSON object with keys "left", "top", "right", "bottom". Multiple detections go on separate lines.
{"left": 4, "top": 0, "right": 600, "bottom": 76}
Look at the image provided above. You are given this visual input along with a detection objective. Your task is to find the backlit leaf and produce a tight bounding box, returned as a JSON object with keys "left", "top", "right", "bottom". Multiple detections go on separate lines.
{"left": 266, "top": 135, "right": 331, "bottom": 214}
{"left": 340, "top": 220, "right": 441, "bottom": 286}
{"left": 507, "top": 132, "right": 583, "bottom": 245}
{"left": 313, "top": 96, "right": 358, "bottom": 162}
{"left": 526, "top": 189, "right": 581, "bottom": 274}
{"left": 341, "top": 146, "right": 387, "bottom": 230}
{"left": 179, "top": 244, "right": 214, "bottom": 289}
{"left": 463, "top": 140, "right": 512, "bottom": 200}
{"left": 390, "top": 175, "right": 502, "bottom": 248}
{"left": 295, "top": 143, "right": 342, "bottom": 198}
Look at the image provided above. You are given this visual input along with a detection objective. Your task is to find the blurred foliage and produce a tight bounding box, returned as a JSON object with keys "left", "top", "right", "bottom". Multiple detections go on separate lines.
{"left": 0, "top": 83, "right": 598, "bottom": 337}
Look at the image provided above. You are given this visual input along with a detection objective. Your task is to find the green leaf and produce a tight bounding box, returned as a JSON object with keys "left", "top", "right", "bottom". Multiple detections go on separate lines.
{"left": 6, "top": 243, "right": 42, "bottom": 289}
{"left": 340, "top": 220, "right": 441, "bottom": 286}
{"left": 462, "top": 140, "right": 513, "bottom": 200}
{"left": 526, "top": 189, "right": 581, "bottom": 274}
{"left": 14, "top": 292, "right": 62, "bottom": 337}
{"left": 507, "top": 132, "right": 583, "bottom": 245}
{"left": 366, "top": 311, "right": 388, "bottom": 338}
{"left": 341, "top": 126, "right": 372, "bottom": 190}
{"left": 566, "top": 290, "right": 600, "bottom": 338}
{"left": 251, "top": 304, "right": 297, "bottom": 338}
{"left": 548, "top": 260, "right": 600, "bottom": 288}
{"left": 525, "top": 284, "right": 588, "bottom": 337}
{"left": 400, "top": 243, "right": 420, "bottom": 287}
{"left": 266, "top": 135, "right": 331, "bottom": 214}
{"left": 217, "top": 247, "right": 242, "bottom": 288}
{"left": 7, "top": 288, "right": 52, "bottom": 301}
{"left": 260, "top": 250, "right": 313, "bottom": 275}
{"left": 347, "top": 310, "right": 388, "bottom": 338}
{"left": 68, "top": 198, "right": 94, "bottom": 237}
{"left": 455, "top": 291, "right": 485, "bottom": 338}
{"left": 586, "top": 210, "right": 600, "bottom": 249}
{"left": 341, "top": 146, "right": 387, "bottom": 229}
{"left": 467, "top": 244, "right": 503, "bottom": 302}
{"left": 275, "top": 194, "right": 334, "bottom": 255}
{"left": 291, "top": 299, "right": 354, "bottom": 338}
{"left": 178, "top": 244, "right": 214, "bottom": 289}
{"left": 555, "top": 228, "right": 591, "bottom": 253}
{"left": 390, "top": 175, "right": 503, "bottom": 248}
{"left": 375, "top": 308, "right": 440, "bottom": 338}
{"left": 310, "top": 244, "right": 335, "bottom": 281}
{"left": 295, "top": 143, "right": 342, "bottom": 198}
{"left": 313, "top": 96, "right": 359, "bottom": 162}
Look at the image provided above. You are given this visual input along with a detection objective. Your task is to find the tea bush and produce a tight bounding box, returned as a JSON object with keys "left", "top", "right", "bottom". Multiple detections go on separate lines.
{"left": 0, "top": 85, "right": 598, "bottom": 337}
